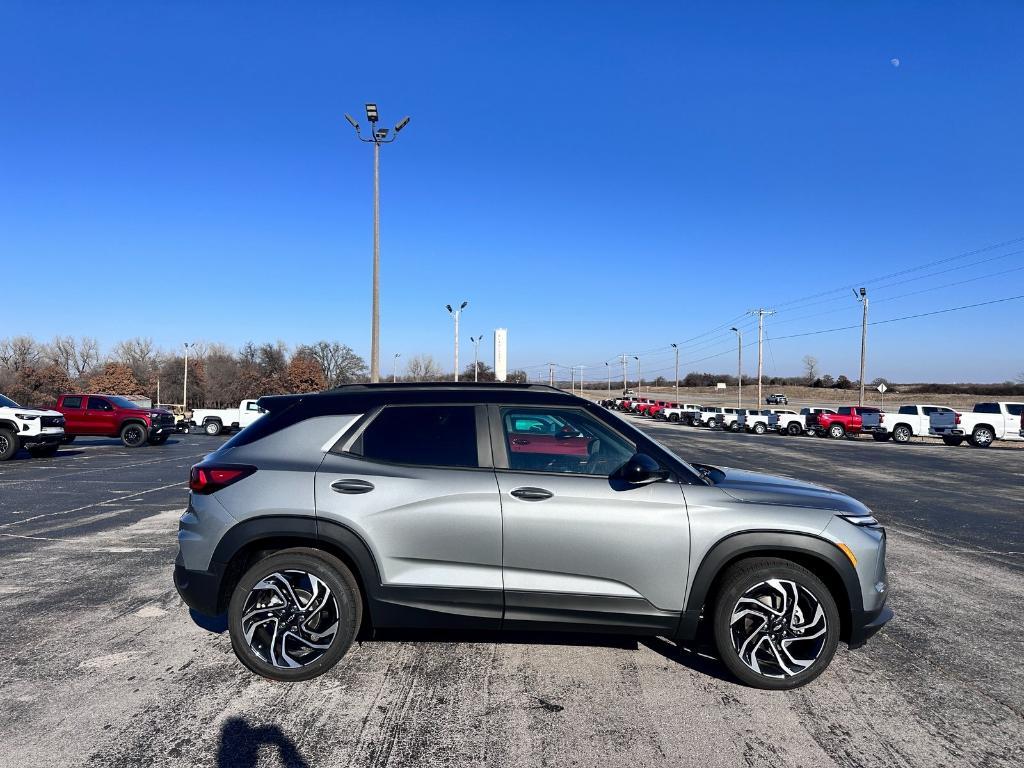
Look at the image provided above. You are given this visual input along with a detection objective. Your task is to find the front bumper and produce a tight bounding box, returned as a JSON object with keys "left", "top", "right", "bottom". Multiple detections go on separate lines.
{"left": 173, "top": 552, "right": 225, "bottom": 616}
{"left": 20, "top": 431, "right": 64, "bottom": 448}
{"left": 149, "top": 421, "right": 177, "bottom": 437}
{"left": 848, "top": 603, "right": 894, "bottom": 649}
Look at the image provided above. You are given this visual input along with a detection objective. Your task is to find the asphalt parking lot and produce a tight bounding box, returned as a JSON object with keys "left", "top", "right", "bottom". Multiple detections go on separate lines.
{"left": 0, "top": 426, "right": 1022, "bottom": 768}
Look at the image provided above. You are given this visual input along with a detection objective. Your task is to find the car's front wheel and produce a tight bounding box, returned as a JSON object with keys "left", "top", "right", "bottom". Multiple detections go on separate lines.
{"left": 228, "top": 549, "right": 362, "bottom": 681}
{"left": 713, "top": 557, "right": 840, "bottom": 689}
{"left": 120, "top": 423, "right": 147, "bottom": 448}
{"left": 0, "top": 428, "right": 19, "bottom": 461}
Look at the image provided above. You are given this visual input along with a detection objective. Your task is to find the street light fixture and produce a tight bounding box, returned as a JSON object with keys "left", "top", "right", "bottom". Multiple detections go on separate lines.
{"left": 343, "top": 102, "right": 411, "bottom": 382}
{"left": 446, "top": 301, "right": 468, "bottom": 381}
{"left": 730, "top": 327, "right": 743, "bottom": 408}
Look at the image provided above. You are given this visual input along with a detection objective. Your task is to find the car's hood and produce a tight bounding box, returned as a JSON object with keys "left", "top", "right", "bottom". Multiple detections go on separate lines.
{"left": 698, "top": 465, "right": 871, "bottom": 515}
{"left": 0, "top": 406, "right": 62, "bottom": 417}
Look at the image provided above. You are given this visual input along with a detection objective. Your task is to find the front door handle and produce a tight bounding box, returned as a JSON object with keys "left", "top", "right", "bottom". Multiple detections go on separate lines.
{"left": 510, "top": 487, "right": 553, "bottom": 501}
{"left": 331, "top": 479, "right": 375, "bottom": 495}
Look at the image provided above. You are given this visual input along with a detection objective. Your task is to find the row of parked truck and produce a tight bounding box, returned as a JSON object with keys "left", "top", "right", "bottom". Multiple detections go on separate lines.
{"left": 0, "top": 392, "right": 267, "bottom": 461}
{"left": 601, "top": 395, "right": 1024, "bottom": 448}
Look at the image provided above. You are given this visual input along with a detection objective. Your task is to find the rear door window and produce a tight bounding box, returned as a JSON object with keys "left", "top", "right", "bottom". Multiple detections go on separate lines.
{"left": 352, "top": 405, "right": 479, "bottom": 468}
{"left": 62, "top": 396, "right": 83, "bottom": 409}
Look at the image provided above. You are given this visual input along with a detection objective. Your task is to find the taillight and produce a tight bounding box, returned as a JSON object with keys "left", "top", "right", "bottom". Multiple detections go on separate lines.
{"left": 955, "top": 413, "right": 961, "bottom": 424}
{"left": 189, "top": 464, "right": 256, "bottom": 495}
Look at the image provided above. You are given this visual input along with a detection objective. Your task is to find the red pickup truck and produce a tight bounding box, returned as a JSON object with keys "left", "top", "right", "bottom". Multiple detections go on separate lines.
{"left": 56, "top": 394, "right": 177, "bottom": 447}
{"left": 809, "top": 405, "right": 881, "bottom": 439}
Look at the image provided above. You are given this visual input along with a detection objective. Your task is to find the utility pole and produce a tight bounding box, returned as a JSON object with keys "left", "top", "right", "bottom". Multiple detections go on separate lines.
{"left": 343, "top": 105, "right": 411, "bottom": 382}
{"left": 570, "top": 365, "right": 575, "bottom": 394}
{"left": 855, "top": 288, "right": 869, "bottom": 406}
{"left": 182, "top": 342, "right": 193, "bottom": 414}
{"left": 729, "top": 328, "right": 742, "bottom": 408}
{"left": 620, "top": 354, "right": 628, "bottom": 393}
{"left": 445, "top": 301, "right": 468, "bottom": 381}
{"left": 605, "top": 362, "right": 611, "bottom": 396}
{"left": 547, "top": 362, "right": 556, "bottom": 388}
{"left": 470, "top": 336, "right": 482, "bottom": 382}
{"left": 578, "top": 365, "right": 586, "bottom": 396}
{"left": 748, "top": 309, "right": 776, "bottom": 407}
{"left": 671, "top": 343, "right": 679, "bottom": 402}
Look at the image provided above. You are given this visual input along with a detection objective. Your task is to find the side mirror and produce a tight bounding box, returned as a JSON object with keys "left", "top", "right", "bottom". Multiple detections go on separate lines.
{"left": 613, "top": 453, "right": 669, "bottom": 485}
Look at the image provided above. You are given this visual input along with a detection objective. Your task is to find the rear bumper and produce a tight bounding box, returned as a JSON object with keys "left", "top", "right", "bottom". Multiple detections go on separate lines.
{"left": 848, "top": 603, "right": 894, "bottom": 649}
{"left": 863, "top": 426, "right": 887, "bottom": 435}
{"left": 930, "top": 428, "right": 964, "bottom": 436}
{"left": 173, "top": 553, "right": 225, "bottom": 616}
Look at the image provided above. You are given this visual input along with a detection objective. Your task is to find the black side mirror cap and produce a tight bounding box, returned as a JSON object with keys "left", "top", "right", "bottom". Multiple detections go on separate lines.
{"left": 614, "top": 453, "right": 669, "bottom": 485}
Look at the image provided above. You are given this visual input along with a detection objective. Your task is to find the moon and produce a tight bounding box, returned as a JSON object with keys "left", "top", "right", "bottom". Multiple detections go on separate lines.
{"left": 891, "top": 58, "right": 901, "bottom": 68}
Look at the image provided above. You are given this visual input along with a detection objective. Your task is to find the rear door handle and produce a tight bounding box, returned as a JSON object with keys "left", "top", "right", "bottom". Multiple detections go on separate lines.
{"left": 331, "top": 479, "right": 375, "bottom": 495}
{"left": 510, "top": 487, "right": 553, "bottom": 501}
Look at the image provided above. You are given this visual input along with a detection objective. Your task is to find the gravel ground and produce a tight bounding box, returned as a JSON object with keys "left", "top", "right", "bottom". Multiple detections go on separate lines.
{"left": 0, "top": 425, "right": 1021, "bottom": 768}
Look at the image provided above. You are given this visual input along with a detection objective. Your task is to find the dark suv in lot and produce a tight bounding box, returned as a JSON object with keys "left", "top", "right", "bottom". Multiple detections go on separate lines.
{"left": 174, "top": 383, "right": 891, "bottom": 689}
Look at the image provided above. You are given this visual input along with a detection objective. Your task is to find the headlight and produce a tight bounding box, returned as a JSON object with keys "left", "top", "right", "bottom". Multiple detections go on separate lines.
{"left": 838, "top": 513, "right": 881, "bottom": 528}
{"left": 14, "top": 413, "right": 39, "bottom": 421}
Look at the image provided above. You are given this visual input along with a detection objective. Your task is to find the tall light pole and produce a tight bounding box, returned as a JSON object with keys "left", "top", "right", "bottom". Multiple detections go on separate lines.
{"left": 446, "top": 301, "right": 468, "bottom": 381}
{"left": 547, "top": 362, "right": 556, "bottom": 387}
{"left": 749, "top": 309, "right": 776, "bottom": 407}
{"left": 633, "top": 356, "right": 642, "bottom": 398}
{"left": 671, "top": 343, "right": 680, "bottom": 402}
{"left": 182, "top": 342, "right": 193, "bottom": 413}
{"left": 570, "top": 366, "right": 576, "bottom": 394}
{"left": 392, "top": 353, "right": 401, "bottom": 383}
{"left": 605, "top": 361, "right": 611, "bottom": 396}
{"left": 470, "top": 336, "right": 482, "bottom": 382}
{"left": 855, "top": 288, "right": 869, "bottom": 406}
{"left": 729, "top": 327, "right": 742, "bottom": 408}
{"left": 620, "top": 354, "right": 628, "bottom": 393}
{"left": 343, "top": 104, "right": 411, "bottom": 383}
{"left": 578, "top": 365, "right": 586, "bottom": 396}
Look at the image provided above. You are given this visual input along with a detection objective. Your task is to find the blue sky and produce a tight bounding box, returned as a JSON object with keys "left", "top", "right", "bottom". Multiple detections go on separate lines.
{"left": 2, "top": 1, "right": 1022, "bottom": 382}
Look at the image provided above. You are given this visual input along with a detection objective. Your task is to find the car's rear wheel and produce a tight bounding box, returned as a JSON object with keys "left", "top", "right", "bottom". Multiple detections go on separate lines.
{"left": 828, "top": 424, "right": 845, "bottom": 439}
{"left": 668, "top": 413, "right": 679, "bottom": 422}
{"left": 0, "top": 428, "right": 19, "bottom": 461}
{"left": 787, "top": 422, "right": 802, "bottom": 436}
{"left": 205, "top": 420, "right": 222, "bottom": 436}
{"left": 942, "top": 436, "right": 964, "bottom": 447}
{"left": 228, "top": 549, "right": 361, "bottom": 681}
{"left": 120, "top": 423, "right": 147, "bottom": 448}
{"left": 892, "top": 425, "right": 912, "bottom": 444}
{"left": 753, "top": 423, "right": 767, "bottom": 435}
{"left": 712, "top": 557, "right": 840, "bottom": 690}
{"left": 970, "top": 426, "right": 994, "bottom": 448}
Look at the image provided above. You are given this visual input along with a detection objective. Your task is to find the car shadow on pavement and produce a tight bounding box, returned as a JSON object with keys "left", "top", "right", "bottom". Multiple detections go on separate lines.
{"left": 217, "top": 716, "right": 311, "bottom": 768}
{"left": 366, "top": 626, "right": 642, "bottom": 650}
{"left": 639, "top": 636, "right": 735, "bottom": 684}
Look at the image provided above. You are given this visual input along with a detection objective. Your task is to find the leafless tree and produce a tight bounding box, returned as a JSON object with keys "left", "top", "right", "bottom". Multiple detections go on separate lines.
{"left": 405, "top": 354, "right": 443, "bottom": 381}
{"left": 802, "top": 355, "right": 818, "bottom": 383}
{"left": 298, "top": 341, "right": 368, "bottom": 387}
{"left": 112, "top": 337, "right": 158, "bottom": 382}
{"left": 0, "top": 336, "right": 42, "bottom": 372}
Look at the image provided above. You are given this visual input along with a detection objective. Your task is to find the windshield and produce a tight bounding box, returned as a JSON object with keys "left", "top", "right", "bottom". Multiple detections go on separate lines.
{"left": 0, "top": 394, "right": 20, "bottom": 408}
{"left": 108, "top": 396, "right": 146, "bottom": 409}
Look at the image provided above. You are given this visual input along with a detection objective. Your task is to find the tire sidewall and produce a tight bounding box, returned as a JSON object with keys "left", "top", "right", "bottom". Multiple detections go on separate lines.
{"left": 893, "top": 426, "right": 911, "bottom": 443}
{"left": 829, "top": 424, "right": 845, "bottom": 439}
{"left": 0, "top": 429, "right": 20, "bottom": 461}
{"left": 228, "top": 549, "right": 361, "bottom": 682}
{"left": 712, "top": 558, "right": 841, "bottom": 690}
{"left": 120, "top": 423, "right": 147, "bottom": 447}
{"left": 971, "top": 427, "right": 993, "bottom": 447}
{"left": 205, "top": 421, "right": 221, "bottom": 436}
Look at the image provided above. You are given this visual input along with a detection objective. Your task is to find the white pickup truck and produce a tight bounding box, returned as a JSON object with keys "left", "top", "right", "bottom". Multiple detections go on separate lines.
{"left": 739, "top": 408, "right": 793, "bottom": 435}
{"left": 660, "top": 403, "right": 702, "bottom": 424}
{"left": 862, "top": 404, "right": 954, "bottom": 444}
{"left": 189, "top": 399, "right": 266, "bottom": 436}
{"left": 929, "top": 401, "right": 1024, "bottom": 448}
{"left": 693, "top": 406, "right": 726, "bottom": 428}
{"left": 0, "top": 393, "right": 66, "bottom": 460}
{"left": 721, "top": 408, "right": 760, "bottom": 432}
{"left": 769, "top": 407, "right": 832, "bottom": 436}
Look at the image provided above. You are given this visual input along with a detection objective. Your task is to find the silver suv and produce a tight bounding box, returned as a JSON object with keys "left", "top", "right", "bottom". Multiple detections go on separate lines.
{"left": 174, "top": 383, "right": 891, "bottom": 689}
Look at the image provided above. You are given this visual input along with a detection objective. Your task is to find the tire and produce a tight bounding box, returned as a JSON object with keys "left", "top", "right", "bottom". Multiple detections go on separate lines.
{"left": 872, "top": 433, "right": 890, "bottom": 442}
{"left": 970, "top": 426, "right": 994, "bottom": 448}
{"left": 706, "top": 418, "right": 717, "bottom": 430}
{"left": 828, "top": 424, "right": 845, "bottom": 439}
{"left": 0, "top": 428, "right": 19, "bottom": 461}
{"left": 752, "top": 423, "right": 767, "bottom": 435}
{"left": 120, "top": 422, "right": 148, "bottom": 448}
{"left": 942, "top": 436, "right": 964, "bottom": 447}
{"left": 712, "top": 557, "right": 840, "bottom": 690}
{"left": 892, "top": 425, "right": 912, "bottom": 444}
{"left": 787, "top": 422, "right": 802, "bottom": 436}
{"left": 62, "top": 435, "right": 76, "bottom": 445}
{"left": 227, "top": 548, "right": 362, "bottom": 682}
{"left": 731, "top": 422, "right": 741, "bottom": 432}
{"left": 204, "top": 420, "right": 222, "bottom": 436}
{"left": 27, "top": 444, "right": 59, "bottom": 458}
{"left": 668, "top": 413, "right": 679, "bottom": 423}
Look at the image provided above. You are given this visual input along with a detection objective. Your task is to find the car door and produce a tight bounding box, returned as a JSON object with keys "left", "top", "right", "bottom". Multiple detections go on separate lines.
{"left": 314, "top": 403, "right": 503, "bottom": 627}
{"left": 86, "top": 396, "right": 116, "bottom": 436}
{"left": 490, "top": 404, "right": 689, "bottom": 632}
{"left": 59, "top": 395, "right": 85, "bottom": 433}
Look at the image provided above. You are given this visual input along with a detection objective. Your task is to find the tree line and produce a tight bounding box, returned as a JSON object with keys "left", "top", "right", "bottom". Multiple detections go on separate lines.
{"left": 0, "top": 336, "right": 526, "bottom": 408}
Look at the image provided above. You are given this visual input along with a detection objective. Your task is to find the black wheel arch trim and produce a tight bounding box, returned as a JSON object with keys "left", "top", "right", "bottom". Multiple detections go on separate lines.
{"left": 676, "top": 530, "right": 865, "bottom": 643}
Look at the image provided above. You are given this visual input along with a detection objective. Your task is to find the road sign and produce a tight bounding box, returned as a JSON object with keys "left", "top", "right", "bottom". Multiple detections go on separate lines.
{"left": 877, "top": 383, "right": 888, "bottom": 394}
